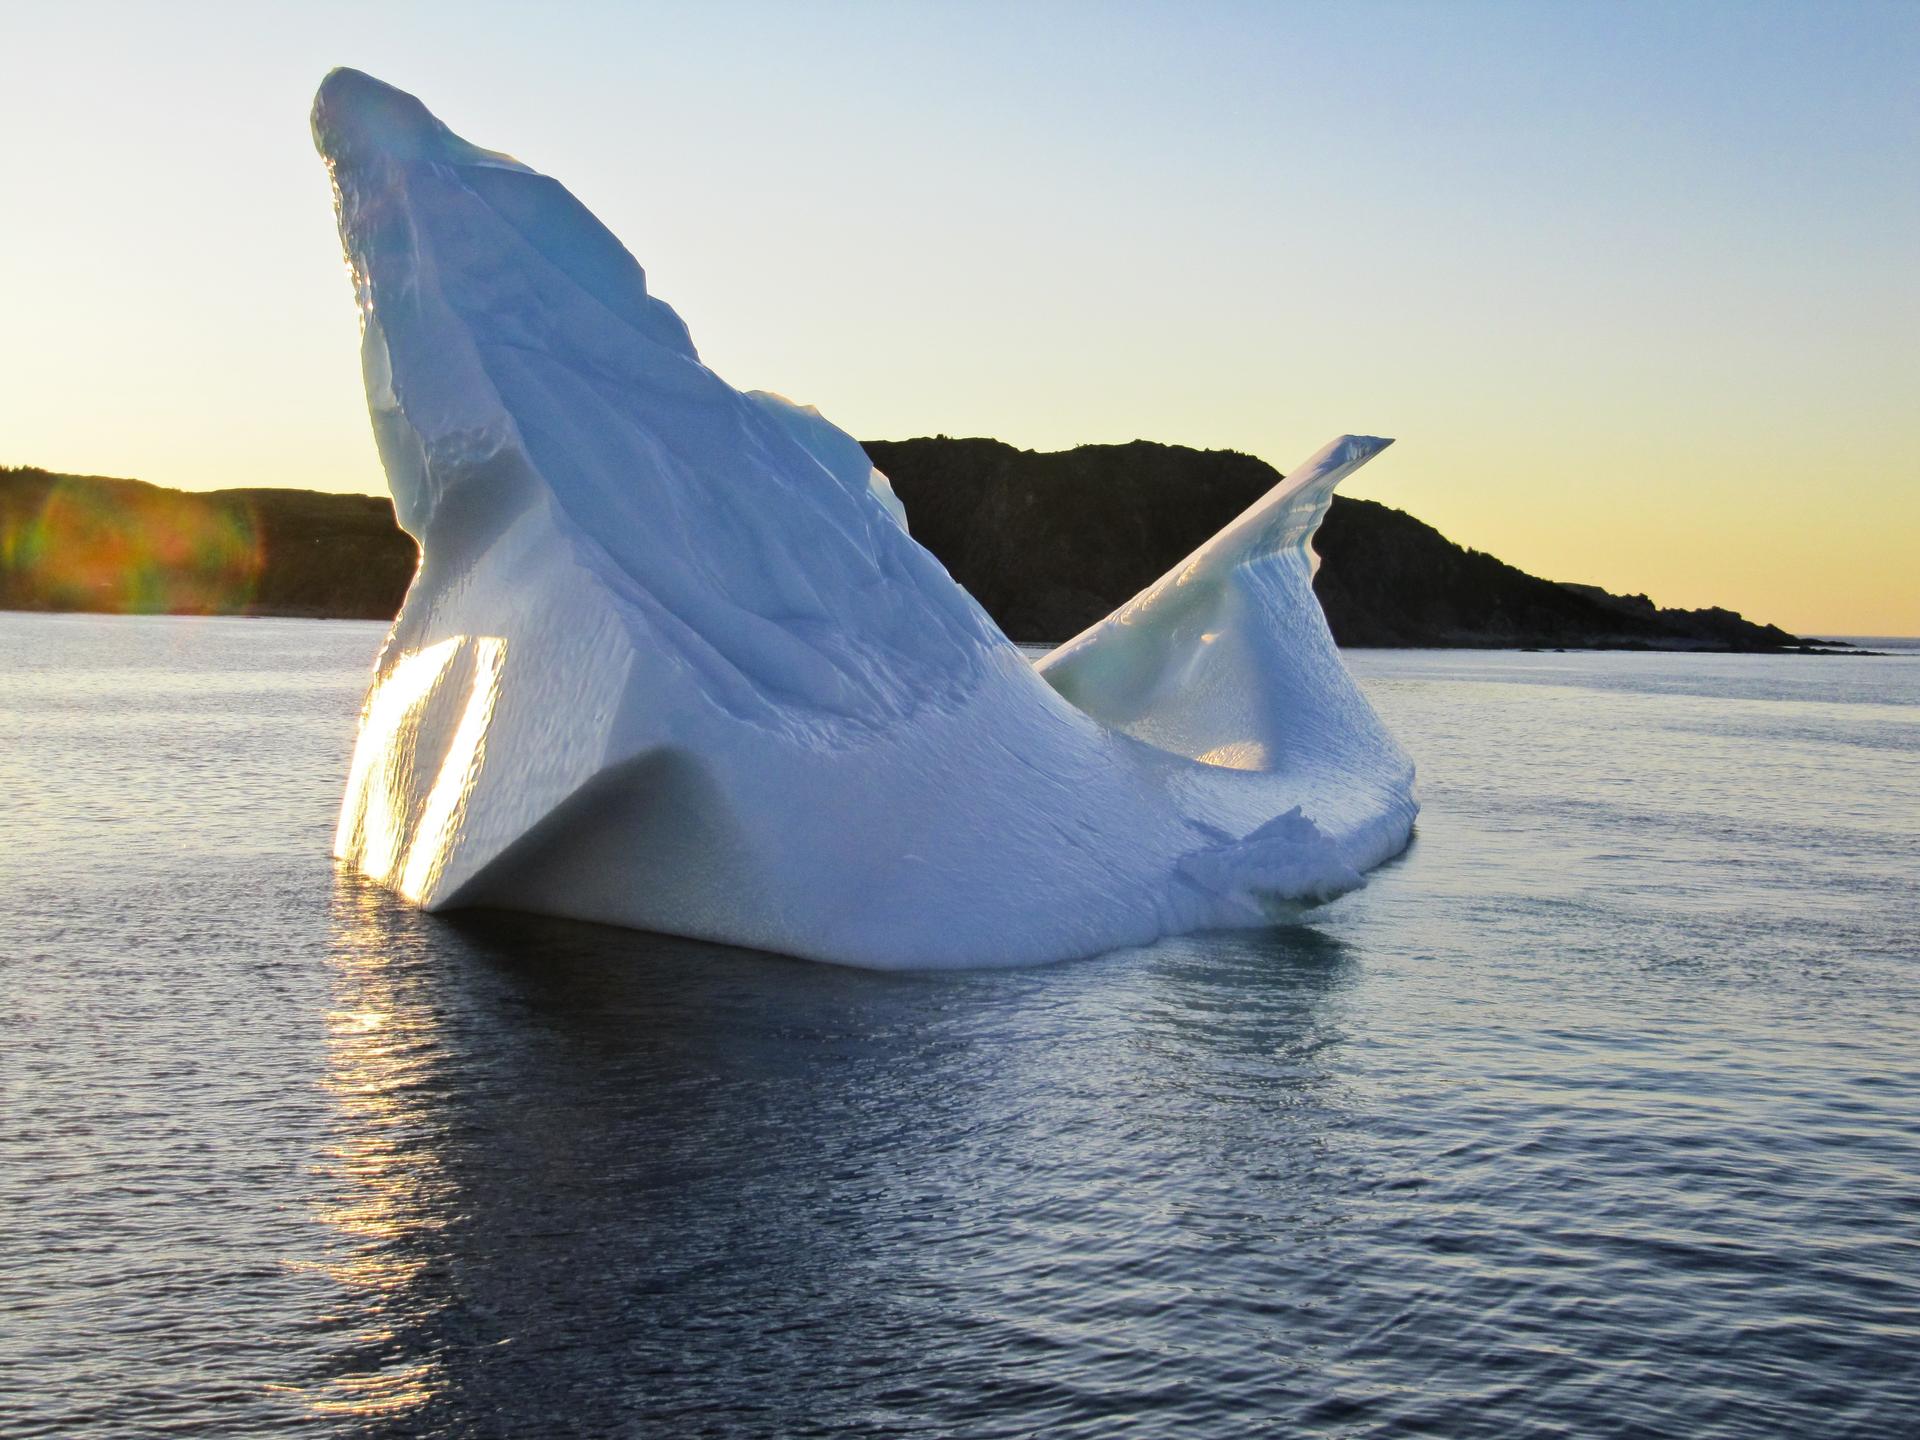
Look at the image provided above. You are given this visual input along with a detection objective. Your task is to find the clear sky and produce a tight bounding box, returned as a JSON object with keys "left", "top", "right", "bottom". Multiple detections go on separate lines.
{"left": 3, "top": 0, "right": 1915, "bottom": 633}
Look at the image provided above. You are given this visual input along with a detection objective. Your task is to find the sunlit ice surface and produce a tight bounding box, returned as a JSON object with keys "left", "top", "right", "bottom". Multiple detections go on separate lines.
{"left": 2, "top": 613, "right": 1917, "bottom": 1436}
{"left": 313, "top": 68, "right": 1415, "bottom": 967}
{"left": 333, "top": 635, "right": 506, "bottom": 902}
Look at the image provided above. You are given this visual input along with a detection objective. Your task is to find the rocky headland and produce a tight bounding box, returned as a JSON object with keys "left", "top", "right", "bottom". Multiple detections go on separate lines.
{"left": 2, "top": 445, "right": 1829, "bottom": 651}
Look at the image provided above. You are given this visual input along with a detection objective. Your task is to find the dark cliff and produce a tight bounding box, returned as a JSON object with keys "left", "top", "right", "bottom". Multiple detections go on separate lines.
{"left": 4, "top": 447, "right": 1810, "bottom": 650}
{"left": 863, "top": 439, "right": 1290, "bottom": 643}
{"left": 867, "top": 437, "right": 1808, "bottom": 650}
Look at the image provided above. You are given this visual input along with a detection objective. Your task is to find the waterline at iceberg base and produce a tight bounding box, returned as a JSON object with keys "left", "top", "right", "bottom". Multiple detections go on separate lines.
{"left": 314, "top": 68, "right": 1416, "bottom": 969}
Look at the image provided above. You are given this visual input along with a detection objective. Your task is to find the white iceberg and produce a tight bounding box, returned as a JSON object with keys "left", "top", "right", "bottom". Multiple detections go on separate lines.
{"left": 315, "top": 68, "right": 1416, "bottom": 969}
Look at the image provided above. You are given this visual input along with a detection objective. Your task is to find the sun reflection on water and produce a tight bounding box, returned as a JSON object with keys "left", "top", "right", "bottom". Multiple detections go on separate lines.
{"left": 298, "top": 880, "right": 456, "bottom": 1422}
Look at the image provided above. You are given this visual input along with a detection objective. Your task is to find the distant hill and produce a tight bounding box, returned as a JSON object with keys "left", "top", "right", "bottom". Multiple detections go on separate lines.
{"left": 0, "top": 467, "right": 414, "bottom": 620}
{"left": 1312, "top": 497, "right": 1807, "bottom": 650}
{"left": 3, "top": 448, "right": 1813, "bottom": 651}
{"left": 867, "top": 438, "right": 1810, "bottom": 651}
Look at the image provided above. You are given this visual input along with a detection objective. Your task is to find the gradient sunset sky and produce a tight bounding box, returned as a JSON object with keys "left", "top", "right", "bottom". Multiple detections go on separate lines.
{"left": 3, "top": 1, "right": 1914, "bottom": 633}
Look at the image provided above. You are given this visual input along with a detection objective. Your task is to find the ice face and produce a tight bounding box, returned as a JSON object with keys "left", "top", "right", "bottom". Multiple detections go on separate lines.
{"left": 316, "top": 68, "right": 1417, "bottom": 969}
{"left": 1037, "top": 435, "right": 1403, "bottom": 775}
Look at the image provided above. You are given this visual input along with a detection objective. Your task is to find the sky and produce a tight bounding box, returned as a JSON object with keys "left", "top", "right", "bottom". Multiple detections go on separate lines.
{"left": 2, "top": 0, "right": 1915, "bottom": 634}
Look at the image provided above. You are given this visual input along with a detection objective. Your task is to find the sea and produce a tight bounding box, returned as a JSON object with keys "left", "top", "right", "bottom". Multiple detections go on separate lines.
{"left": 2, "top": 612, "right": 1916, "bottom": 1439}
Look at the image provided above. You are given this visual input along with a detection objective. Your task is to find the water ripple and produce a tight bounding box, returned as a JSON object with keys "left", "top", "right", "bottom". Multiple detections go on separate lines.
{"left": 1, "top": 617, "right": 1917, "bottom": 1437}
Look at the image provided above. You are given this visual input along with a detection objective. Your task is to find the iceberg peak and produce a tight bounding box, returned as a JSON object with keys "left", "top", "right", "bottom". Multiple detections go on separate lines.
{"left": 313, "top": 67, "right": 528, "bottom": 172}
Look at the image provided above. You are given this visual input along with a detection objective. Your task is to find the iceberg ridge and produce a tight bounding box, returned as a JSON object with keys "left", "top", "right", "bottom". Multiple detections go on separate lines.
{"left": 316, "top": 67, "right": 1416, "bottom": 968}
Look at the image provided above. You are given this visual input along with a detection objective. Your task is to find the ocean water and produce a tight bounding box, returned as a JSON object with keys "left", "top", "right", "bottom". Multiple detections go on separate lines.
{"left": 2, "top": 612, "right": 1916, "bottom": 1439}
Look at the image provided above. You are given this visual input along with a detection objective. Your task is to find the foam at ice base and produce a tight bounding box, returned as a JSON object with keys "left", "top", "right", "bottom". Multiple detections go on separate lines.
{"left": 316, "top": 67, "right": 1417, "bottom": 968}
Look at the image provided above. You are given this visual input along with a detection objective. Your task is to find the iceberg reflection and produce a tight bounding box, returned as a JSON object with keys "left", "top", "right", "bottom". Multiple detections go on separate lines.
{"left": 298, "top": 893, "right": 1364, "bottom": 1433}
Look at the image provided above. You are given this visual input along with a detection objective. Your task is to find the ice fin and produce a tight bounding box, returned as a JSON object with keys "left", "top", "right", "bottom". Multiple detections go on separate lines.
{"left": 1036, "top": 436, "right": 1392, "bottom": 773}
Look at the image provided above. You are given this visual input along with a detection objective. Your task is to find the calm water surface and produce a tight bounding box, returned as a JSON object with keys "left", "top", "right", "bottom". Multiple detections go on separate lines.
{"left": 2, "top": 613, "right": 1916, "bottom": 1438}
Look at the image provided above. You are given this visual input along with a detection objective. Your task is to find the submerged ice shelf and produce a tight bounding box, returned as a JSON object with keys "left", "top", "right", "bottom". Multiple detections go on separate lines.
{"left": 315, "top": 68, "right": 1417, "bottom": 969}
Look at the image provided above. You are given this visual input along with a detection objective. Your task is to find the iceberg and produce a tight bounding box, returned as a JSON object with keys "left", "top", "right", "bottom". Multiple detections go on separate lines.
{"left": 315, "top": 68, "right": 1417, "bottom": 969}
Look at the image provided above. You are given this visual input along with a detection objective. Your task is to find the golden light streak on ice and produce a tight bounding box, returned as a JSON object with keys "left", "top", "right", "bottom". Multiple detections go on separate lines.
{"left": 399, "top": 637, "right": 506, "bottom": 903}
{"left": 333, "top": 636, "right": 506, "bottom": 895}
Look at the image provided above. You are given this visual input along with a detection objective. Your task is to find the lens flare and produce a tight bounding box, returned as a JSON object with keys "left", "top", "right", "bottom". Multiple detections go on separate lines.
{"left": 0, "top": 471, "right": 263, "bottom": 613}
